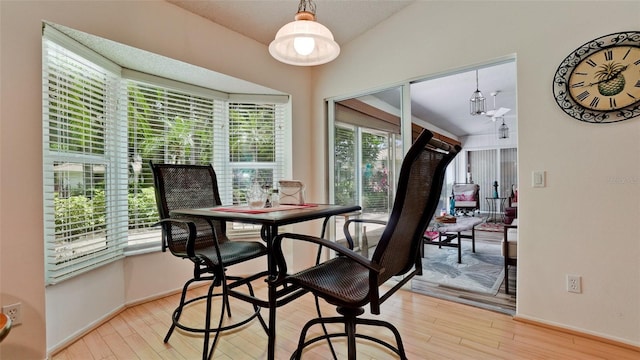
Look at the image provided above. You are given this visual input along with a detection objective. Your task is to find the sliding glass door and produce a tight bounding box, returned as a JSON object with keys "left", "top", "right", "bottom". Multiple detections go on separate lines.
{"left": 329, "top": 87, "right": 404, "bottom": 256}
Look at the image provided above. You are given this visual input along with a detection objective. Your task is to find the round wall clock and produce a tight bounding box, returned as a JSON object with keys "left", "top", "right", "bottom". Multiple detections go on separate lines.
{"left": 553, "top": 31, "right": 640, "bottom": 123}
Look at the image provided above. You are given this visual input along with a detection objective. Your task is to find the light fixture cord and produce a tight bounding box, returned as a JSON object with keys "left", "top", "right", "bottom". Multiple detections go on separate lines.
{"left": 298, "top": 0, "right": 316, "bottom": 15}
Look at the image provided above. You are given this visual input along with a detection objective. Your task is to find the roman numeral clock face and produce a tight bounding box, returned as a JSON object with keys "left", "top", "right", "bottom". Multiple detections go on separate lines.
{"left": 553, "top": 31, "right": 640, "bottom": 123}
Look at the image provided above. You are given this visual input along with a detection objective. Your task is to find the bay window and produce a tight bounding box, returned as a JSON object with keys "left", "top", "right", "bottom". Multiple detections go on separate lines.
{"left": 43, "top": 27, "right": 289, "bottom": 285}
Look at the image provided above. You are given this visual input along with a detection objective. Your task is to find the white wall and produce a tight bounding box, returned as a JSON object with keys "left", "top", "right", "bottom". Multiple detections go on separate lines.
{"left": 314, "top": 0, "right": 640, "bottom": 347}
{"left": 0, "top": 1, "right": 313, "bottom": 358}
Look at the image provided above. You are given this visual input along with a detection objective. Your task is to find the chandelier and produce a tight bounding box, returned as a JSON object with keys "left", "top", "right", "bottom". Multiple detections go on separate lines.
{"left": 269, "top": 0, "right": 340, "bottom": 66}
{"left": 498, "top": 117, "right": 509, "bottom": 139}
{"left": 469, "top": 69, "right": 486, "bottom": 115}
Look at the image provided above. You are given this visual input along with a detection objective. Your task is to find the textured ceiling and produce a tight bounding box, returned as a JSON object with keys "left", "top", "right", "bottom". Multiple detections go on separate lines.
{"left": 166, "top": 0, "right": 415, "bottom": 46}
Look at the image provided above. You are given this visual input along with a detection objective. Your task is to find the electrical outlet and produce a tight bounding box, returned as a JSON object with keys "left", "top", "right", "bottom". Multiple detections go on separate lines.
{"left": 2, "top": 303, "right": 22, "bottom": 325}
{"left": 567, "top": 275, "right": 582, "bottom": 294}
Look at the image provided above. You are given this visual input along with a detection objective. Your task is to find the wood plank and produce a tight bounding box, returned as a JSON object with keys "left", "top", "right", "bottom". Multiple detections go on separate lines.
{"left": 51, "top": 278, "right": 640, "bottom": 360}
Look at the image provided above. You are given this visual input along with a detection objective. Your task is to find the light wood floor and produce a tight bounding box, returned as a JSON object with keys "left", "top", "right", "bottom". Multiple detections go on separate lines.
{"left": 52, "top": 280, "right": 639, "bottom": 360}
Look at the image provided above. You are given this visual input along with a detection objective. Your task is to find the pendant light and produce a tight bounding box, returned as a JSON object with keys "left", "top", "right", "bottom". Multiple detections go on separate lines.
{"left": 469, "top": 70, "right": 486, "bottom": 115}
{"left": 498, "top": 117, "right": 509, "bottom": 139}
{"left": 269, "top": 0, "right": 340, "bottom": 66}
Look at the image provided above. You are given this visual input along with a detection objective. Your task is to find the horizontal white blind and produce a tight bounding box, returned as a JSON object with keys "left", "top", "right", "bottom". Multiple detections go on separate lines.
{"left": 215, "top": 103, "right": 286, "bottom": 236}
{"left": 334, "top": 123, "right": 358, "bottom": 206}
{"left": 42, "top": 38, "right": 128, "bottom": 285}
{"left": 360, "top": 131, "right": 391, "bottom": 215}
{"left": 125, "top": 79, "right": 222, "bottom": 247}
{"left": 43, "top": 28, "right": 292, "bottom": 282}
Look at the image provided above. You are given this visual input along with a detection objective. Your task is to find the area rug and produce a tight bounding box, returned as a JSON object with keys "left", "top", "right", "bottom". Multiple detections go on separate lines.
{"left": 475, "top": 221, "right": 505, "bottom": 232}
{"left": 413, "top": 242, "right": 505, "bottom": 295}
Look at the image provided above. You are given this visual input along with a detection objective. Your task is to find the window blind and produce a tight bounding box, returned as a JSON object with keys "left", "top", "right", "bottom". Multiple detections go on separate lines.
{"left": 500, "top": 148, "right": 518, "bottom": 196}
{"left": 468, "top": 149, "right": 498, "bottom": 212}
{"left": 361, "top": 131, "right": 391, "bottom": 215}
{"left": 43, "top": 38, "right": 129, "bottom": 285}
{"left": 125, "top": 79, "right": 223, "bottom": 248}
{"left": 43, "top": 27, "right": 290, "bottom": 283}
{"left": 216, "top": 103, "right": 286, "bottom": 236}
{"left": 334, "top": 124, "right": 357, "bottom": 206}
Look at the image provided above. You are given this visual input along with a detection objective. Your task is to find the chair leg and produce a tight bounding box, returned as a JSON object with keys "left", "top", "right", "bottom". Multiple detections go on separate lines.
{"left": 356, "top": 317, "right": 408, "bottom": 360}
{"left": 291, "top": 308, "right": 408, "bottom": 360}
{"left": 221, "top": 280, "right": 232, "bottom": 318}
{"left": 165, "top": 273, "right": 266, "bottom": 360}
{"left": 203, "top": 279, "right": 225, "bottom": 360}
{"left": 165, "top": 277, "right": 198, "bottom": 343}
{"left": 345, "top": 315, "right": 357, "bottom": 360}
{"left": 314, "top": 295, "right": 338, "bottom": 360}
{"left": 292, "top": 316, "right": 344, "bottom": 360}
{"left": 344, "top": 314, "right": 357, "bottom": 360}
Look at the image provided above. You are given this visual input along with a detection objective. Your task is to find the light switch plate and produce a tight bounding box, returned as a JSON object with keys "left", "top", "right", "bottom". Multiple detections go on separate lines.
{"left": 532, "top": 171, "right": 546, "bottom": 187}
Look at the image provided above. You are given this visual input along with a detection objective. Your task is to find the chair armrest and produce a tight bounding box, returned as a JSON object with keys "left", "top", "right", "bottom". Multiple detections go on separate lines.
{"left": 343, "top": 218, "right": 388, "bottom": 249}
{"left": 272, "top": 232, "right": 384, "bottom": 283}
{"left": 153, "top": 218, "right": 197, "bottom": 255}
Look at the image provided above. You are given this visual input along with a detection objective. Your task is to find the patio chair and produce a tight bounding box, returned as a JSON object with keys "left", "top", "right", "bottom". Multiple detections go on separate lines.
{"left": 150, "top": 162, "right": 268, "bottom": 360}
{"left": 272, "top": 130, "right": 460, "bottom": 359}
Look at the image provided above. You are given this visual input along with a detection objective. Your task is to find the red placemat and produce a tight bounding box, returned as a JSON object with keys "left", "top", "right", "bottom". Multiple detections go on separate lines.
{"left": 211, "top": 204, "right": 318, "bottom": 214}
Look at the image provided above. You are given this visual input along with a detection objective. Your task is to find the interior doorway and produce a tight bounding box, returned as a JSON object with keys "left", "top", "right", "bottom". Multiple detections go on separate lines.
{"left": 408, "top": 59, "right": 517, "bottom": 314}
{"left": 326, "top": 57, "right": 518, "bottom": 314}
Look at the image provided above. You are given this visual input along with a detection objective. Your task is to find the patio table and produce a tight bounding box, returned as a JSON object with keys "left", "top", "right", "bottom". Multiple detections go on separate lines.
{"left": 171, "top": 203, "right": 361, "bottom": 360}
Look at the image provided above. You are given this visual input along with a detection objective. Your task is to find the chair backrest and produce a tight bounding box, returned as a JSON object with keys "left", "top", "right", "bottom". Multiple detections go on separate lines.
{"left": 371, "top": 130, "right": 460, "bottom": 283}
{"left": 150, "top": 162, "right": 229, "bottom": 255}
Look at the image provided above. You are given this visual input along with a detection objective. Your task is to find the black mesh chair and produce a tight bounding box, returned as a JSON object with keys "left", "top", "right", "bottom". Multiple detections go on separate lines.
{"left": 150, "top": 162, "right": 268, "bottom": 360}
{"left": 272, "top": 130, "right": 460, "bottom": 359}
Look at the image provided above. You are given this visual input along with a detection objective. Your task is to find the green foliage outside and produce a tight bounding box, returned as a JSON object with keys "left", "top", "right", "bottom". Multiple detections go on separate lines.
{"left": 127, "top": 187, "right": 158, "bottom": 228}
{"left": 54, "top": 188, "right": 158, "bottom": 237}
{"left": 54, "top": 190, "right": 105, "bottom": 237}
{"left": 52, "top": 82, "right": 277, "bottom": 239}
{"left": 334, "top": 127, "right": 390, "bottom": 212}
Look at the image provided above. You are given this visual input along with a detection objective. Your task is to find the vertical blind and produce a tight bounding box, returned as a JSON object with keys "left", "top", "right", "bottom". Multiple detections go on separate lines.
{"left": 467, "top": 148, "right": 517, "bottom": 213}
{"left": 500, "top": 148, "right": 518, "bottom": 196}
{"left": 43, "top": 28, "right": 289, "bottom": 284}
{"left": 468, "top": 149, "right": 497, "bottom": 212}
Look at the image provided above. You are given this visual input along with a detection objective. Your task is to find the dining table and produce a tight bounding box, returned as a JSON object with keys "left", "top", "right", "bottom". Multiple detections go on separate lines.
{"left": 170, "top": 203, "right": 361, "bottom": 360}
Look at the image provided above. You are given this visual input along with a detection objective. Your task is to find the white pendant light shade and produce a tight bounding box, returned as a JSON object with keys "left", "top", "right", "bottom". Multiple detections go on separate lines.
{"left": 269, "top": 5, "right": 340, "bottom": 66}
